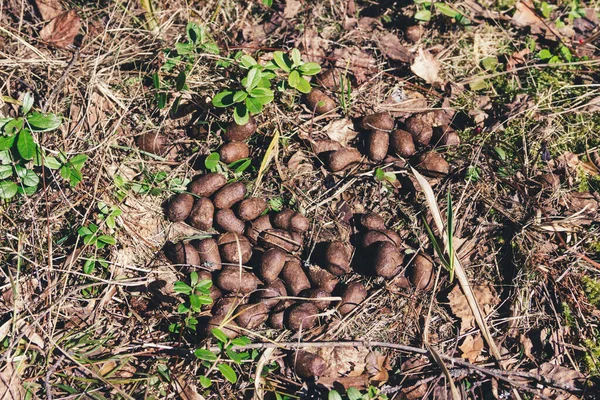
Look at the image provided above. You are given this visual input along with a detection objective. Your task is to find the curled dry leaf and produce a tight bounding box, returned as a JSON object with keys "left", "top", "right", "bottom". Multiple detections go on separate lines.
{"left": 40, "top": 10, "right": 81, "bottom": 48}
{"left": 313, "top": 346, "right": 369, "bottom": 378}
{"left": 297, "top": 28, "right": 328, "bottom": 63}
{"left": 448, "top": 283, "right": 499, "bottom": 333}
{"left": 533, "top": 363, "right": 586, "bottom": 399}
{"left": 283, "top": 0, "right": 303, "bottom": 19}
{"left": 332, "top": 47, "right": 376, "bottom": 84}
{"left": 34, "top": 0, "right": 63, "bottom": 20}
{"left": 0, "top": 361, "right": 25, "bottom": 400}
{"left": 410, "top": 48, "right": 442, "bottom": 85}
{"left": 378, "top": 32, "right": 413, "bottom": 63}
{"left": 324, "top": 118, "right": 357, "bottom": 146}
{"left": 459, "top": 334, "right": 484, "bottom": 363}
{"left": 287, "top": 151, "right": 313, "bottom": 176}
{"left": 365, "top": 351, "right": 390, "bottom": 385}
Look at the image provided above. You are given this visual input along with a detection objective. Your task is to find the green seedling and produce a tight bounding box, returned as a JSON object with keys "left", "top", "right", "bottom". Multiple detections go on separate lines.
{"left": 413, "top": 1, "right": 469, "bottom": 25}
{"left": 374, "top": 167, "right": 396, "bottom": 185}
{"left": 113, "top": 170, "right": 189, "bottom": 200}
{"left": 423, "top": 190, "right": 455, "bottom": 282}
{"left": 271, "top": 48, "right": 321, "bottom": 93}
{"left": 170, "top": 271, "right": 213, "bottom": 333}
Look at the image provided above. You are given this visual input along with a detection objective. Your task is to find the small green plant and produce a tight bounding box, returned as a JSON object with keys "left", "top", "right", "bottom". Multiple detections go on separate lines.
{"left": 0, "top": 93, "right": 87, "bottom": 200}
{"left": 538, "top": 45, "right": 573, "bottom": 64}
{"left": 583, "top": 275, "right": 600, "bottom": 308}
{"left": 77, "top": 202, "right": 120, "bottom": 249}
{"left": 212, "top": 48, "right": 321, "bottom": 124}
{"left": 328, "top": 386, "right": 389, "bottom": 400}
{"left": 170, "top": 271, "right": 213, "bottom": 333}
{"left": 413, "top": 1, "right": 469, "bottom": 25}
{"left": 154, "top": 23, "right": 220, "bottom": 110}
{"left": 113, "top": 170, "right": 189, "bottom": 200}
{"left": 374, "top": 167, "right": 396, "bottom": 185}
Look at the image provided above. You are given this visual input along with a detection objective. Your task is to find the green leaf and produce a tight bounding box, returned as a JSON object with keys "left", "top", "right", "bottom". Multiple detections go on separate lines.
{"left": 17, "top": 184, "right": 37, "bottom": 196}
{"left": 559, "top": 45, "right": 572, "bottom": 62}
{"left": 233, "top": 91, "right": 248, "bottom": 103}
{"left": 22, "top": 92, "right": 34, "bottom": 115}
{"left": 0, "top": 165, "right": 12, "bottom": 179}
{"left": 481, "top": 56, "right": 498, "bottom": 71}
{"left": 156, "top": 92, "right": 167, "bottom": 109}
{"left": 189, "top": 294, "right": 201, "bottom": 311}
{"left": 234, "top": 103, "right": 249, "bottom": 125}
{"left": 435, "top": 3, "right": 458, "bottom": 18}
{"left": 248, "top": 87, "right": 274, "bottom": 104}
{"left": 173, "top": 281, "right": 193, "bottom": 294}
{"left": 201, "top": 42, "right": 220, "bottom": 55}
{"left": 245, "top": 67, "right": 262, "bottom": 91}
{"left": 21, "top": 169, "right": 39, "bottom": 187}
{"left": 288, "top": 70, "right": 300, "bottom": 88}
{"left": 211, "top": 328, "right": 228, "bottom": 343}
{"left": 298, "top": 62, "right": 321, "bottom": 76}
{"left": 205, "top": 152, "right": 220, "bottom": 171}
{"left": 245, "top": 97, "right": 263, "bottom": 114}
{"left": 199, "top": 375, "right": 212, "bottom": 388}
{"left": 190, "top": 271, "right": 199, "bottom": 286}
{"left": 17, "top": 130, "right": 36, "bottom": 160}
{"left": 226, "top": 347, "right": 244, "bottom": 364}
{"left": 175, "top": 70, "right": 187, "bottom": 91}
{"left": 232, "top": 158, "right": 251, "bottom": 174}
{"left": 78, "top": 226, "right": 92, "bottom": 236}
{"left": 272, "top": 51, "right": 291, "bottom": 72}
{"left": 538, "top": 49, "right": 553, "bottom": 60}
{"left": 239, "top": 55, "right": 257, "bottom": 68}
{"left": 4, "top": 118, "right": 23, "bottom": 135}
{"left": 0, "top": 180, "right": 18, "bottom": 199}
{"left": 0, "top": 135, "right": 15, "bottom": 151}
{"left": 68, "top": 168, "right": 82, "bottom": 187}
{"left": 175, "top": 42, "right": 194, "bottom": 55}
{"left": 295, "top": 77, "right": 312, "bottom": 94}
{"left": 83, "top": 259, "right": 95, "bottom": 274}
{"left": 186, "top": 22, "right": 203, "bottom": 44}
{"left": 26, "top": 112, "right": 61, "bottom": 131}
{"left": 152, "top": 73, "right": 161, "bottom": 89}
{"left": 231, "top": 336, "right": 251, "bottom": 346}
{"left": 291, "top": 48, "right": 302, "bottom": 68}
{"left": 194, "top": 349, "right": 217, "bottom": 362}
{"left": 262, "top": 0, "right": 273, "bottom": 6}
{"left": 69, "top": 154, "right": 88, "bottom": 171}
{"left": 212, "top": 90, "right": 235, "bottom": 107}
{"left": 98, "top": 235, "right": 116, "bottom": 245}
{"left": 217, "top": 364, "right": 237, "bottom": 383}
{"left": 347, "top": 387, "right": 362, "bottom": 400}
{"left": 414, "top": 10, "right": 431, "bottom": 21}
{"left": 328, "top": 390, "right": 343, "bottom": 400}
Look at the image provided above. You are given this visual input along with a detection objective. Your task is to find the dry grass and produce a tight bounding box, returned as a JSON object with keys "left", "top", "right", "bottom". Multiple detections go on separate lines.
{"left": 1, "top": 0, "right": 600, "bottom": 399}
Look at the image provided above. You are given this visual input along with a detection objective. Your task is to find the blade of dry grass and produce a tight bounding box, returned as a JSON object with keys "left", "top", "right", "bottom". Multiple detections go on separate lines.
{"left": 252, "top": 129, "right": 280, "bottom": 196}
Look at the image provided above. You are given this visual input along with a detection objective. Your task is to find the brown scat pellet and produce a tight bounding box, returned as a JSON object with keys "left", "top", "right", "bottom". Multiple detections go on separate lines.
{"left": 359, "top": 213, "right": 386, "bottom": 231}
{"left": 166, "top": 193, "right": 194, "bottom": 222}
{"left": 212, "top": 182, "right": 247, "bottom": 209}
{"left": 136, "top": 132, "right": 167, "bottom": 155}
{"left": 188, "top": 173, "right": 227, "bottom": 197}
{"left": 405, "top": 115, "right": 433, "bottom": 146}
{"left": 389, "top": 129, "right": 416, "bottom": 158}
{"left": 187, "top": 197, "right": 214, "bottom": 231}
{"left": 416, "top": 152, "right": 449, "bottom": 177}
{"left": 214, "top": 209, "right": 246, "bottom": 234}
{"left": 234, "top": 303, "right": 269, "bottom": 329}
{"left": 267, "top": 310, "right": 285, "bottom": 329}
{"left": 204, "top": 314, "right": 241, "bottom": 339}
{"left": 305, "top": 88, "right": 336, "bottom": 114}
{"left": 215, "top": 267, "right": 261, "bottom": 294}
{"left": 165, "top": 242, "right": 200, "bottom": 270}
{"left": 258, "top": 247, "right": 287, "bottom": 283}
{"left": 272, "top": 209, "right": 310, "bottom": 233}
{"left": 300, "top": 288, "right": 332, "bottom": 311}
{"left": 323, "top": 241, "right": 352, "bottom": 276}
{"left": 259, "top": 229, "right": 300, "bottom": 253}
{"left": 409, "top": 253, "right": 435, "bottom": 291}
{"left": 285, "top": 302, "right": 319, "bottom": 331}
{"left": 371, "top": 241, "right": 404, "bottom": 278}
{"left": 326, "top": 148, "right": 362, "bottom": 172}
{"left": 253, "top": 279, "right": 287, "bottom": 310}
{"left": 289, "top": 350, "right": 327, "bottom": 379}
{"left": 281, "top": 258, "right": 311, "bottom": 296}
{"left": 245, "top": 214, "right": 273, "bottom": 245}
{"left": 217, "top": 233, "right": 253, "bottom": 264}
{"left": 307, "top": 265, "right": 339, "bottom": 293}
{"left": 219, "top": 142, "right": 249, "bottom": 164}
{"left": 194, "top": 238, "right": 222, "bottom": 271}
{"left": 360, "top": 112, "right": 394, "bottom": 131}
{"left": 361, "top": 229, "right": 402, "bottom": 248}
{"left": 338, "top": 282, "right": 367, "bottom": 315}
{"left": 223, "top": 117, "right": 257, "bottom": 142}
{"left": 367, "top": 130, "right": 390, "bottom": 162}
{"left": 236, "top": 197, "right": 268, "bottom": 222}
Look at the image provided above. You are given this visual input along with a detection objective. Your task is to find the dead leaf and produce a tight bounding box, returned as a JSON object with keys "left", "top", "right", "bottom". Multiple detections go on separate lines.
{"left": 287, "top": 151, "right": 313, "bottom": 176}
{"left": 298, "top": 28, "right": 328, "bottom": 63}
{"left": 283, "top": 0, "right": 302, "bottom": 19}
{"left": 174, "top": 375, "right": 205, "bottom": 400}
{"left": 378, "top": 32, "right": 413, "bottom": 63}
{"left": 332, "top": 47, "right": 376, "bottom": 84}
{"left": 358, "top": 17, "right": 382, "bottom": 32}
{"left": 459, "top": 334, "right": 484, "bottom": 363}
{"left": 365, "top": 351, "right": 389, "bottom": 385}
{"left": 447, "top": 283, "right": 499, "bottom": 333}
{"left": 313, "top": 346, "right": 369, "bottom": 378}
{"left": 533, "top": 363, "right": 585, "bottom": 399}
{"left": 40, "top": 10, "right": 81, "bottom": 48}
{"left": 33, "top": 0, "right": 63, "bottom": 21}
{"left": 0, "top": 361, "right": 24, "bottom": 400}
{"left": 512, "top": 1, "right": 544, "bottom": 34}
{"left": 410, "top": 48, "right": 442, "bottom": 85}
{"left": 507, "top": 48, "right": 531, "bottom": 71}
{"left": 324, "top": 118, "right": 356, "bottom": 146}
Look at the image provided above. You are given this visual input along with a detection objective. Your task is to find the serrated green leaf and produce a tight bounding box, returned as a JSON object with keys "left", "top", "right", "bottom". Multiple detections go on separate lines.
{"left": 295, "top": 77, "right": 312, "bottom": 94}
{"left": 212, "top": 90, "right": 235, "bottom": 107}
{"left": 22, "top": 92, "right": 34, "bottom": 115}
{"left": 245, "top": 67, "right": 262, "bottom": 91}
{"left": 288, "top": 70, "right": 300, "bottom": 88}
{"left": 17, "top": 130, "right": 35, "bottom": 160}
{"left": 194, "top": 349, "right": 218, "bottom": 361}
{"left": 0, "top": 180, "right": 18, "bottom": 199}
{"left": 414, "top": 10, "right": 431, "bottom": 21}
{"left": 27, "top": 112, "right": 61, "bottom": 131}
{"left": 272, "top": 51, "right": 291, "bottom": 72}
{"left": 298, "top": 62, "right": 321, "bottom": 76}
{"left": 234, "top": 103, "right": 249, "bottom": 125}
{"left": 217, "top": 364, "right": 237, "bottom": 383}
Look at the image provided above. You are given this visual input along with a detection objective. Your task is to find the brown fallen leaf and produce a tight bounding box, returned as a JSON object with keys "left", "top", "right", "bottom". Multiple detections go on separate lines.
{"left": 507, "top": 48, "right": 531, "bottom": 71}
{"left": 297, "top": 28, "right": 328, "bottom": 63}
{"left": 410, "top": 48, "right": 442, "bottom": 85}
{"left": 378, "top": 32, "right": 413, "bottom": 63}
{"left": 365, "top": 351, "right": 389, "bottom": 385}
{"left": 448, "top": 283, "right": 499, "bottom": 333}
{"left": 40, "top": 10, "right": 81, "bottom": 48}
{"left": 283, "top": 0, "right": 303, "bottom": 19}
{"left": 511, "top": 1, "right": 559, "bottom": 40}
{"left": 332, "top": 47, "right": 376, "bottom": 84}
{"left": 324, "top": 118, "right": 356, "bottom": 146}
{"left": 459, "top": 334, "right": 484, "bottom": 363}
{"left": 33, "top": 0, "right": 63, "bottom": 21}
{"left": 0, "top": 361, "right": 25, "bottom": 400}
{"left": 287, "top": 151, "right": 313, "bottom": 176}
{"left": 533, "top": 363, "right": 586, "bottom": 399}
